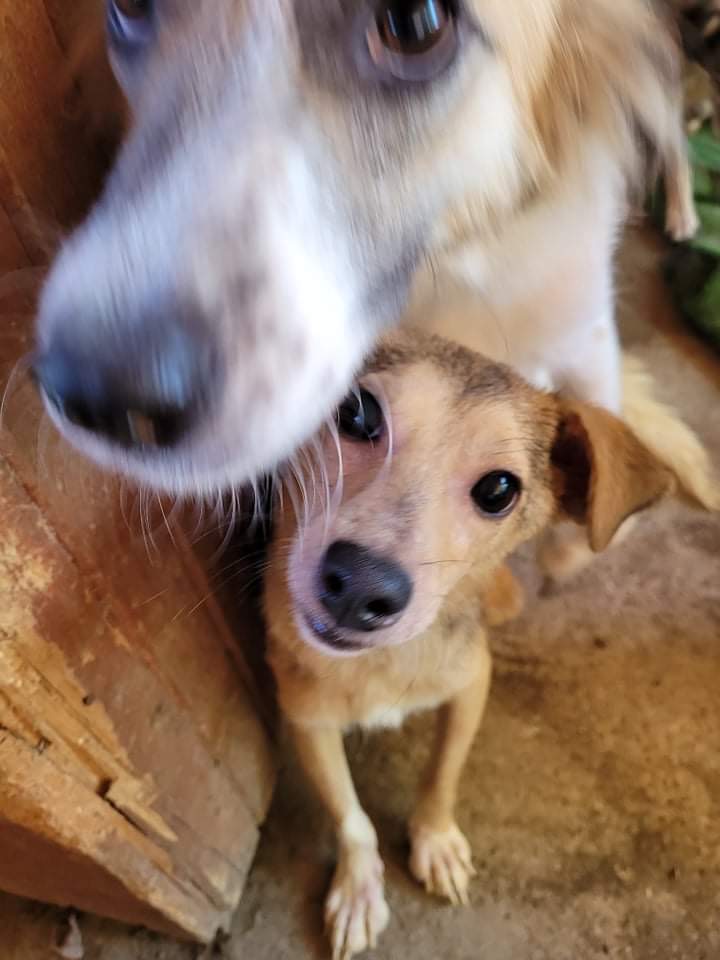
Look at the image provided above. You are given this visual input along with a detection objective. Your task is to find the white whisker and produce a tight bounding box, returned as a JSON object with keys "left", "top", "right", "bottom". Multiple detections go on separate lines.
{"left": 0, "top": 354, "right": 32, "bottom": 431}
{"left": 34, "top": 412, "right": 54, "bottom": 483}
{"left": 326, "top": 415, "right": 344, "bottom": 519}
{"left": 156, "top": 493, "right": 178, "bottom": 550}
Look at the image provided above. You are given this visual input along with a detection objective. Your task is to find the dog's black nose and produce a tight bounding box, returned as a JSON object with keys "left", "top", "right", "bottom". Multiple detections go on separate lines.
{"left": 32, "top": 327, "right": 209, "bottom": 449}
{"left": 319, "top": 540, "right": 413, "bottom": 632}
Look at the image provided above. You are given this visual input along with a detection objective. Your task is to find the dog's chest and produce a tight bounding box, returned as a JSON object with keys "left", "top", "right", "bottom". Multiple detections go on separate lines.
{"left": 269, "top": 590, "right": 487, "bottom": 730}
{"left": 272, "top": 634, "right": 484, "bottom": 729}
{"left": 349, "top": 687, "right": 450, "bottom": 732}
{"left": 355, "top": 704, "right": 417, "bottom": 731}
{"left": 338, "top": 619, "right": 487, "bottom": 731}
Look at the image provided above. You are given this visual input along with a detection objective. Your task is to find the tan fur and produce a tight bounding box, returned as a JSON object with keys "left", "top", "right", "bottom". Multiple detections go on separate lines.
{"left": 263, "top": 330, "right": 699, "bottom": 960}
{"left": 621, "top": 354, "right": 720, "bottom": 511}
{"left": 480, "top": 562, "right": 526, "bottom": 627}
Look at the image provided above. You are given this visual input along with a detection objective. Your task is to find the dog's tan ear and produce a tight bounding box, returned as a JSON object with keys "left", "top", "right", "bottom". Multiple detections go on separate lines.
{"left": 551, "top": 402, "right": 676, "bottom": 552}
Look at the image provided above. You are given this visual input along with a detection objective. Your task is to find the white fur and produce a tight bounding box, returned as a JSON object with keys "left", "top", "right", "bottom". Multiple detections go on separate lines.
{"left": 410, "top": 139, "right": 627, "bottom": 413}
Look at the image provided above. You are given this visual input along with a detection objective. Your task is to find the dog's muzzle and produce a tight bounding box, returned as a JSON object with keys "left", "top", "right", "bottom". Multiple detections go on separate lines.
{"left": 32, "top": 308, "right": 218, "bottom": 453}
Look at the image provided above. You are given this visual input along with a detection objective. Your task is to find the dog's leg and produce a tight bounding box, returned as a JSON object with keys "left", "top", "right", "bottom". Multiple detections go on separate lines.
{"left": 408, "top": 655, "right": 491, "bottom": 905}
{"left": 292, "top": 722, "right": 390, "bottom": 960}
{"left": 538, "top": 513, "right": 640, "bottom": 586}
{"left": 664, "top": 146, "right": 699, "bottom": 243}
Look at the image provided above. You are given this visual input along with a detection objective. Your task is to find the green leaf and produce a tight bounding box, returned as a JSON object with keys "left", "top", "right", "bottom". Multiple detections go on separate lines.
{"left": 688, "top": 265, "right": 720, "bottom": 345}
{"left": 690, "top": 201, "right": 720, "bottom": 258}
{"left": 692, "top": 165, "right": 715, "bottom": 200}
{"left": 689, "top": 129, "right": 720, "bottom": 174}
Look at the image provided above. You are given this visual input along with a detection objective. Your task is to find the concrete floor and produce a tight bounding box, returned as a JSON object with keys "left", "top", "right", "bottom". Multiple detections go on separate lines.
{"left": 5, "top": 242, "right": 720, "bottom": 960}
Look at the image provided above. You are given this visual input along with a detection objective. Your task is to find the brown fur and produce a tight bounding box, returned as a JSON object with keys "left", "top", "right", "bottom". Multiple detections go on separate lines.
{"left": 263, "top": 330, "right": 693, "bottom": 960}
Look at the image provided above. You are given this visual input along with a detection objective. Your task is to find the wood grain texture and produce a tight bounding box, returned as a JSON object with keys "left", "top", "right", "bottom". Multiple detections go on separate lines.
{"left": 0, "top": 1, "right": 105, "bottom": 260}
{"left": 0, "top": 407, "right": 274, "bottom": 939}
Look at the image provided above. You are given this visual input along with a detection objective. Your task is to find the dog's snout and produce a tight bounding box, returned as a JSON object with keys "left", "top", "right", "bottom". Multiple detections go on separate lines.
{"left": 32, "top": 325, "right": 211, "bottom": 450}
{"left": 319, "top": 540, "right": 413, "bottom": 633}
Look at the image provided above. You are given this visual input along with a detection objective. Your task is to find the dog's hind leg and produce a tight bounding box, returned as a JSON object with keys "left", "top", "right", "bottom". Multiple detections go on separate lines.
{"left": 480, "top": 563, "right": 525, "bottom": 626}
{"left": 663, "top": 136, "right": 699, "bottom": 243}
{"left": 408, "top": 653, "right": 491, "bottom": 906}
{"left": 291, "top": 723, "right": 390, "bottom": 960}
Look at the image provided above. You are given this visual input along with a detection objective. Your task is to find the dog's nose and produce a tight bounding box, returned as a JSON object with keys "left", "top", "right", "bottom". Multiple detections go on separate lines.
{"left": 32, "top": 327, "right": 209, "bottom": 449}
{"left": 319, "top": 540, "right": 413, "bottom": 632}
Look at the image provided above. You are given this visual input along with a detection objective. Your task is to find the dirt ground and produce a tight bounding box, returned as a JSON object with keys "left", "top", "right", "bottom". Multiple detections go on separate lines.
{"left": 4, "top": 241, "right": 720, "bottom": 960}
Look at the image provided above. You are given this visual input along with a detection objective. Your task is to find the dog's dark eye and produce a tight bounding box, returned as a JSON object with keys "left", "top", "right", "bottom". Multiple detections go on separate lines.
{"left": 471, "top": 471, "right": 521, "bottom": 517}
{"left": 114, "top": 0, "right": 150, "bottom": 18}
{"left": 109, "top": 0, "right": 153, "bottom": 45}
{"left": 367, "top": 0, "right": 459, "bottom": 82}
{"left": 337, "top": 388, "right": 384, "bottom": 442}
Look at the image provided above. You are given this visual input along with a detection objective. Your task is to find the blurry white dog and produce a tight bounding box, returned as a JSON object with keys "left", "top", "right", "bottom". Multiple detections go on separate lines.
{"left": 34, "top": 0, "right": 697, "bottom": 505}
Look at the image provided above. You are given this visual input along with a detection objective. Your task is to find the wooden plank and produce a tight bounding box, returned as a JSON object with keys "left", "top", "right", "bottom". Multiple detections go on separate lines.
{"left": 0, "top": 392, "right": 276, "bottom": 825}
{"left": 0, "top": 255, "right": 274, "bottom": 945}
{"left": 0, "top": 458, "right": 264, "bottom": 934}
{"left": 41, "top": 0, "right": 128, "bottom": 154}
{"left": 0, "top": 737, "right": 222, "bottom": 941}
{"left": 0, "top": 6, "right": 275, "bottom": 830}
{"left": 0, "top": 0, "right": 107, "bottom": 260}
{"left": 0, "top": 201, "right": 31, "bottom": 275}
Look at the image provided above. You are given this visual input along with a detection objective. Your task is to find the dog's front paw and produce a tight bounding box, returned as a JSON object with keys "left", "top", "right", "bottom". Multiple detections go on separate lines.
{"left": 325, "top": 845, "right": 390, "bottom": 960}
{"left": 408, "top": 821, "right": 475, "bottom": 906}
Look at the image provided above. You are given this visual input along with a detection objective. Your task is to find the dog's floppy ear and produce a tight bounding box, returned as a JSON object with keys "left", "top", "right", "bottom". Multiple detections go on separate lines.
{"left": 550, "top": 401, "right": 676, "bottom": 552}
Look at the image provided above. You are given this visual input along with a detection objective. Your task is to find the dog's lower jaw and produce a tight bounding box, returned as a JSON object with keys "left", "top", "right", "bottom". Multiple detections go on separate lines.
{"left": 299, "top": 610, "right": 369, "bottom": 657}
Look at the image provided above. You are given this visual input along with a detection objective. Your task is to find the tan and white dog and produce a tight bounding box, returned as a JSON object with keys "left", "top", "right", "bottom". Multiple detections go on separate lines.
{"left": 33, "top": 0, "right": 697, "bottom": 500}
{"left": 264, "top": 328, "right": 712, "bottom": 960}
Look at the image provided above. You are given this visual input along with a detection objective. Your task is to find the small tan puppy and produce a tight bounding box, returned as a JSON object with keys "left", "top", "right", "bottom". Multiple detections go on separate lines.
{"left": 264, "top": 332, "right": 704, "bottom": 960}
